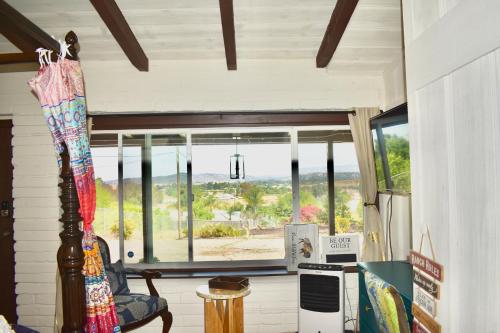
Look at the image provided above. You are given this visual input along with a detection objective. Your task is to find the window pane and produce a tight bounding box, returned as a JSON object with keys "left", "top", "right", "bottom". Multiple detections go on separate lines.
{"left": 333, "top": 142, "right": 363, "bottom": 234}
{"left": 298, "top": 132, "right": 329, "bottom": 237}
{"left": 123, "top": 135, "right": 144, "bottom": 263}
{"left": 372, "top": 128, "right": 387, "bottom": 190}
{"left": 381, "top": 123, "right": 411, "bottom": 192}
{"left": 151, "top": 135, "right": 188, "bottom": 262}
{"left": 91, "top": 135, "right": 119, "bottom": 261}
{"left": 191, "top": 132, "right": 291, "bottom": 261}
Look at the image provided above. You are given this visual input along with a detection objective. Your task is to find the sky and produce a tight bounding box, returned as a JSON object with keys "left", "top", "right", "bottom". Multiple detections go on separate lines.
{"left": 91, "top": 141, "right": 360, "bottom": 182}
{"left": 377, "top": 123, "right": 408, "bottom": 138}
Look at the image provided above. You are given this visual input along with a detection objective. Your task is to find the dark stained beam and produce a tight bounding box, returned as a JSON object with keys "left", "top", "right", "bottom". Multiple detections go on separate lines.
{"left": 0, "top": 31, "right": 78, "bottom": 73}
{"left": 0, "top": 21, "right": 40, "bottom": 53}
{"left": 316, "top": 0, "right": 358, "bottom": 68}
{"left": 0, "top": 52, "right": 37, "bottom": 65}
{"left": 219, "top": 0, "right": 237, "bottom": 70}
{"left": 92, "top": 111, "right": 352, "bottom": 131}
{"left": 0, "top": 0, "right": 60, "bottom": 53}
{"left": 89, "top": 0, "right": 148, "bottom": 71}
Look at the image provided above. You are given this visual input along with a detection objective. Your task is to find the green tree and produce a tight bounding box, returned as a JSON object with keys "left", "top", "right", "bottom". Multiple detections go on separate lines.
{"left": 300, "top": 191, "right": 318, "bottom": 206}
{"left": 311, "top": 183, "right": 327, "bottom": 198}
{"left": 109, "top": 219, "right": 136, "bottom": 240}
{"left": 270, "top": 193, "right": 293, "bottom": 223}
{"left": 95, "top": 178, "right": 115, "bottom": 208}
{"left": 269, "top": 190, "right": 322, "bottom": 223}
{"left": 123, "top": 180, "right": 142, "bottom": 205}
{"left": 373, "top": 134, "right": 411, "bottom": 192}
{"left": 335, "top": 188, "right": 352, "bottom": 219}
{"left": 191, "top": 186, "right": 217, "bottom": 220}
{"left": 222, "top": 202, "right": 244, "bottom": 221}
{"left": 387, "top": 152, "right": 411, "bottom": 191}
{"left": 335, "top": 216, "right": 351, "bottom": 233}
{"left": 193, "top": 203, "right": 214, "bottom": 220}
{"left": 152, "top": 184, "right": 164, "bottom": 206}
{"left": 241, "top": 184, "right": 264, "bottom": 233}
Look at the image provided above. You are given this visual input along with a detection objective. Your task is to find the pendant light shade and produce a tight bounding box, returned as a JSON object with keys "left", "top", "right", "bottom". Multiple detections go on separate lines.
{"left": 230, "top": 153, "right": 245, "bottom": 179}
{"left": 230, "top": 136, "right": 245, "bottom": 179}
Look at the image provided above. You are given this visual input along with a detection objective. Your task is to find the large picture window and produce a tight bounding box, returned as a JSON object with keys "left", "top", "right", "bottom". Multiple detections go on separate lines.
{"left": 191, "top": 133, "right": 291, "bottom": 261}
{"left": 90, "top": 115, "right": 362, "bottom": 269}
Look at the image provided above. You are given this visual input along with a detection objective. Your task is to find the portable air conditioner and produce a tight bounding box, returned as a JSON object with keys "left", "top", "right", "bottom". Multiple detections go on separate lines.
{"left": 298, "top": 263, "right": 344, "bottom": 333}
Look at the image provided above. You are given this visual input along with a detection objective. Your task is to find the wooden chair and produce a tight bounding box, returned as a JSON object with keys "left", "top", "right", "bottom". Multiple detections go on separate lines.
{"left": 97, "top": 237, "right": 173, "bottom": 332}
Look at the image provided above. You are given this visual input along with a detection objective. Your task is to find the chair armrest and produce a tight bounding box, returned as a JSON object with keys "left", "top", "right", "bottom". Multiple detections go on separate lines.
{"left": 125, "top": 268, "right": 162, "bottom": 297}
{"left": 125, "top": 268, "right": 162, "bottom": 279}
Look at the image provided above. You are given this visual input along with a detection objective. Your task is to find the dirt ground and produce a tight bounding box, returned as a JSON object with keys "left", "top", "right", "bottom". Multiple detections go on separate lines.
{"left": 104, "top": 224, "right": 335, "bottom": 263}
{"left": 106, "top": 234, "right": 285, "bottom": 263}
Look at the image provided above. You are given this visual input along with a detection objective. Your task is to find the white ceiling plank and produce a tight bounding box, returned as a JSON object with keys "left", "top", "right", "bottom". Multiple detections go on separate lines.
{"left": 22, "top": 6, "right": 400, "bottom": 29}
{"left": 9, "top": 0, "right": 398, "bottom": 13}
{"left": 2, "top": 0, "right": 402, "bottom": 74}
{"left": 74, "top": 33, "right": 400, "bottom": 52}
{"left": 78, "top": 48, "right": 398, "bottom": 63}
{"left": 0, "top": 36, "right": 21, "bottom": 53}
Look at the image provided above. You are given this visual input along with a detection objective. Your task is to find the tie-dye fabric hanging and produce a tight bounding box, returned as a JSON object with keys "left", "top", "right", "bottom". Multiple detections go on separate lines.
{"left": 29, "top": 56, "right": 121, "bottom": 333}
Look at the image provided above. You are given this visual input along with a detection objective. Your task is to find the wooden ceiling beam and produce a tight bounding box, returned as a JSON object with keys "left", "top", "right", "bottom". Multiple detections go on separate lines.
{"left": 0, "top": 52, "right": 37, "bottom": 65}
{"left": 219, "top": 0, "right": 237, "bottom": 70}
{"left": 89, "top": 0, "right": 148, "bottom": 71}
{"left": 316, "top": 0, "right": 359, "bottom": 68}
{"left": 0, "top": 21, "right": 40, "bottom": 53}
{"left": 0, "top": 0, "right": 60, "bottom": 53}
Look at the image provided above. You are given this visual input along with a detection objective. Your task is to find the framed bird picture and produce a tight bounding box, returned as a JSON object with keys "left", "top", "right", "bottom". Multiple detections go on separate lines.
{"left": 285, "top": 224, "right": 319, "bottom": 271}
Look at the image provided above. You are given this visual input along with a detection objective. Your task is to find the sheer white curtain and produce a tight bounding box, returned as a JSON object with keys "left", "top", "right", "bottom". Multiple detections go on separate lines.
{"left": 349, "top": 108, "right": 386, "bottom": 261}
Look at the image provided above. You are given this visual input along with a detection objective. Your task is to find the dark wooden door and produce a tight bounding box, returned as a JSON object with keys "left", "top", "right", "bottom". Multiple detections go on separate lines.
{"left": 0, "top": 120, "right": 17, "bottom": 324}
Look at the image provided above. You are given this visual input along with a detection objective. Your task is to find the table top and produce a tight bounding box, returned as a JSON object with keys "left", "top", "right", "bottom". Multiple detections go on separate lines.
{"left": 196, "top": 285, "right": 251, "bottom": 300}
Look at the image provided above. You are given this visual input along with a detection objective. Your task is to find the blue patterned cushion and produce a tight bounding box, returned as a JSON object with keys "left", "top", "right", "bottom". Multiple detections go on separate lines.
{"left": 97, "top": 238, "right": 110, "bottom": 265}
{"left": 106, "top": 260, "right": 130, "bottom": 295}
{"left": 114, "top": 293, "right": 168, "bottom": 325}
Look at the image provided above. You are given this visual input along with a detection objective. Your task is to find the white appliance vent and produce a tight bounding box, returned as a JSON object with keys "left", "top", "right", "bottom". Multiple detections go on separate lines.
{"left": 298, "top": 263, "right": 344, "bottom": 333}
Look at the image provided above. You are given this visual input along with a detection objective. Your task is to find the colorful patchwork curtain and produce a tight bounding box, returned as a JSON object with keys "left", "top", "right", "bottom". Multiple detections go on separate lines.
{"left": 29, "top": 55, "right": 121, "bottom": 333}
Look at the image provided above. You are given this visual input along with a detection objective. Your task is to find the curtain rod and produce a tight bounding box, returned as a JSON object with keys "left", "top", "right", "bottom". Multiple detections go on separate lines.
{"left": 87, "top": 109, "right": 355, "bottom": 116}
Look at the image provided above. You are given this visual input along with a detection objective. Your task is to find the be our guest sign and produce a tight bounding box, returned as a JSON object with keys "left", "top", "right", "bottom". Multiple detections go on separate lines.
{"left": 320, "top": 234, "right": 360, "bottom": 264}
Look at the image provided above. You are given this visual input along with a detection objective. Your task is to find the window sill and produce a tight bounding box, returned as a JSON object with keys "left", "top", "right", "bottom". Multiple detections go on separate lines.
{"left": 125, "top": 265, "right": 358, "bottom": 279}
{"left": 126, "top": 267, "right": 293, "bottom": 279}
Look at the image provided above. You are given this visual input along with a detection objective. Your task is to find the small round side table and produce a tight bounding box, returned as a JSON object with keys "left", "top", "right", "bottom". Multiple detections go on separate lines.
{"left": 196, "top": 285, "right": 251, "bottom": 333}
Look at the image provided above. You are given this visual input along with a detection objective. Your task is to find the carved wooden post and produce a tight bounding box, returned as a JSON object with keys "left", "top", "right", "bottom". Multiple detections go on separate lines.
{"left": 65, "top": 31, "right": 79, "bottom": 61}
{"left": 57, "top": 144, "right": 85, "bottom": 333}
{"left": 54, "top": 31, "right": 85, "bottom": 333}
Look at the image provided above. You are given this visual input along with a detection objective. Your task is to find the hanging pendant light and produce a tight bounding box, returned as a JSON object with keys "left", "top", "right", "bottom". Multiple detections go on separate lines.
{"left": 230, "top": 136, "right": 245, "bottom": 179}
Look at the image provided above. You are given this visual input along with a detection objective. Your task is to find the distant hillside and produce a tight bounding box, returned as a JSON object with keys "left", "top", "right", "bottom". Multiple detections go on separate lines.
{"left": 299, "top": 172, "right": 360, "bottom": 182}
{"left": 104, "top": 170, "right": 360, "bottom": 186}
{"left": 301, "top": 164, "right": 359, "bottom": 173}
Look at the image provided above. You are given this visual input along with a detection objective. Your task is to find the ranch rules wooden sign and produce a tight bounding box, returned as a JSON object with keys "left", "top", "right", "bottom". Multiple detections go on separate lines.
{"left": 410, "top": 250, "right": 443, "bottom": 281}
{"left": 410, "top": 247, "right": 443, "bottom": 333}
{"left": 413, "top": 270, "right": 440, "bottom": 299}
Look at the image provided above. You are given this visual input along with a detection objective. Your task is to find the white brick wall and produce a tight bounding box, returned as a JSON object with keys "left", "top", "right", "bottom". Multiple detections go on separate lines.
{"left": 124, "top": 274, "right": 358, "bottom": 333}
{"left": 11, "top": 99, "right": 60, "bottom": 333}
{"left": 0, "top": 60, "right": 379, "bottom": 333}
